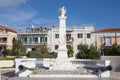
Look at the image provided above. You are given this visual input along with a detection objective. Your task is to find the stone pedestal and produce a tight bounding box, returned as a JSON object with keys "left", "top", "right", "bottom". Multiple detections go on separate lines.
{"left": 49, "top": 58, "right": 76, "bottom": 70}
{"left": 57, "top": 48, "right": 68, "bottom": 58}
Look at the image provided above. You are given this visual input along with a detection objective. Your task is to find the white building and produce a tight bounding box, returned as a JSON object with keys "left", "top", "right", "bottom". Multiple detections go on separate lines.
{"left": 17, "top": 25, "right": 48, "bottom": 50}
{"left": 48, "top": 25, "right": 94, "bottom": 56}
{"left": 18, "top": 25, "right": 94, "bottom": 56}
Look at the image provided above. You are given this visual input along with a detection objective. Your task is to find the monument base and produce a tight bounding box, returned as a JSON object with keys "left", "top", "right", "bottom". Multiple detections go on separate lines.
{"left": 49, "top": 58, "right": 77, "bottom": 71}
{"left": 49, "top": 46, "right": 76, "bottom": 71}
{"left": 57, "top": 48, "right": 68, "bottom": 58}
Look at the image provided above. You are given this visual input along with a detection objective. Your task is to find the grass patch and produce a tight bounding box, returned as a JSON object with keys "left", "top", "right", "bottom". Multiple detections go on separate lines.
{"left": 0, "top": 57, "right": 15, "bottom": 60}
{"left": 0, "top": 67, "right": 15, "bottom": 69}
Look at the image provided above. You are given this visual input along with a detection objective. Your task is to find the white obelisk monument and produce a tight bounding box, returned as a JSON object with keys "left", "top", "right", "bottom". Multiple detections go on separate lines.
{"left": 57, "top": 6, "right": 68, "bottom": 58}
{"left": 50, "top": 6, "right": 76, "bottom": 70}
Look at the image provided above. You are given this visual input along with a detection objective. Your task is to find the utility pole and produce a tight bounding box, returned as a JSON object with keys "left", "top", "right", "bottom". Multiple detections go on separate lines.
{"left": 102, "top": 35, "right": 106, "bottom": 56}
{"left": 115, "top": 31, "right": 117, "bottom": 45}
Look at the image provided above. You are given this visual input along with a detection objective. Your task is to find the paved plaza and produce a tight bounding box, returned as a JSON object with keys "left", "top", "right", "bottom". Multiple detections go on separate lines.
{"left": 8, "top": 77, "right": 117, "bottom": 80}
{"left": 1, "top": 69, "right": 120, "bottom": 80}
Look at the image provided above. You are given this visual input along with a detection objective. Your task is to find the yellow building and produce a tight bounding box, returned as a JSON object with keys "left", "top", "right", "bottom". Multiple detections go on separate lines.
{"left": 0, "top": 25, "right": 17, "bottom": 50}
{"left": 91, "top": 28, "right": 120, "bottom": 50}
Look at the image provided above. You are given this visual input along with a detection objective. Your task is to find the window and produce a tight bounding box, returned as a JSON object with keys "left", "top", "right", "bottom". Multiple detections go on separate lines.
{"left": 87, "top": 33, "right": 90, "bottom": 38}
{"left": 29, "top": 37, "right": 32, "bottom": 43}
{"left": 99, "top": 37, "right": 103, "bottom": 43}
{"left": 55, "top": 45, "right": 59, "bottom": 50}
{"left": 45, "top": 37, "right": 47, "bottom": 42}
{"left": 24, "top": 37, "right": 27, "bottom": 43}
{"left": 66, "top": 34, "right": 71, "bottom": 41}
{"left": 55, "top": 34, "right": 59, "bottom": 38}
{"left": 3, "top": 38, "right": 7, "bottom": 42}
{"left": 34, "top": 37, "right": 38, "bottom": 43}
{"left": 40, "top": 37, "right": 44, "bottom": 42}
{"left": 106, "top": 37, "right": 112, "bottom": 46}
{"left": 78, "top": 34, "right": 82, "bottom": 38}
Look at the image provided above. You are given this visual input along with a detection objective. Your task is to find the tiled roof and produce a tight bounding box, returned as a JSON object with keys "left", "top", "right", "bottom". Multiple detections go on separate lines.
{"left": 0, "top": 25, "right": 17, "bottom": 33}
{"left": 95, "top": 28, "right": 120, "bottom": 33}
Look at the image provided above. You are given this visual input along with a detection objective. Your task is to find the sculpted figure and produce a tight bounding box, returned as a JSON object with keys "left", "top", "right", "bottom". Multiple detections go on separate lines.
{"left": 58, "top": 6, "right": 66, "bottom": 17}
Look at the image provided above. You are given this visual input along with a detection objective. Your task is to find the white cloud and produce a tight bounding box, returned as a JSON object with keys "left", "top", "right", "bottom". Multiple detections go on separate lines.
{"left": 0, "top": 0, "right": 28, "bottom": 8}
{"left": 0, "top": 0, "right": 38, "bottom": 29}
{"left": 0, "top": 9, "right": 37, "bottom": 22}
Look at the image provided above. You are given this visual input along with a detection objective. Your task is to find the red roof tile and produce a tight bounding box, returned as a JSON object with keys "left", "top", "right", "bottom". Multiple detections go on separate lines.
{"left": 95, "top": 28, "right": 120, "bottom": 33}
{"left": 0, "top": 25, "right": 17, "bottom": 33}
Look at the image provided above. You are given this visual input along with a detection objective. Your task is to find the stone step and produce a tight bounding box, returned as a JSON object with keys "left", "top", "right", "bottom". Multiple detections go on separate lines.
{"left": 29, "top": 68, "right": 98, "bottom": 78}
{"left": 10, "top": 77, "right": 116, "bottom": 80}
{"left": 29, "top": 74, "right": 98, "bottom": 78}
{"left": 33, "top": 67, "right": 94, "bottom": 75}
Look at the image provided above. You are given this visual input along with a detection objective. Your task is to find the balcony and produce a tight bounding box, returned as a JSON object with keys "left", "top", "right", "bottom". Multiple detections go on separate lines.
{"left": 0, "top": 34, "right": 8, "bottom": 38}
{"left": 0, "top": 41, "right": 7, "bottom": 45}
{"left": 0, "top": 38, "right": 7, "bottom": 45}
{"left": 67, "top": 38, "right": 73, "bottom": 44}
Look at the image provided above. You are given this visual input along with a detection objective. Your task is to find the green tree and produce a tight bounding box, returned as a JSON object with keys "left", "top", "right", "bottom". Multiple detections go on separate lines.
{"left": 35, "top": 43, "right": 47, "bottom": 54}
{"left": 117, "top": 45, "right": 120, "bottom": 56}
{"left": 76, "top": 44, "right": 100, "bottom": 59}
{"left": 27, "top": 43, "right": 57, "bottom": 58}
{"left": 89, "top": 45, "right": 101, "bottom": 59}
{"left": 104, "top": 47, "right": 112, "bottom": 56}
{"left": 76, "top": 44, "right": 89, "bottom": 59}
{"left": 27, "top": 51, "right": 57, "bottom": 58}
{"left": 67, "top": 46, "right": 74, "bottom": 57}
{"left": 12, "top": 39, "right": 26, "bottom": 57}
{"left": 104, "top": 44, "right": 120, "bottom": 56}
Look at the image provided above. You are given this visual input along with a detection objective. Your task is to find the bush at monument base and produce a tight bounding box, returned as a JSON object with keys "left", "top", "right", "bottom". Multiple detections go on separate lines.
{"left": 76, "top": 44, "right": 101, "bottom": 59}
{"left": 27, "top": 51, "right": 57, "bottom": 58}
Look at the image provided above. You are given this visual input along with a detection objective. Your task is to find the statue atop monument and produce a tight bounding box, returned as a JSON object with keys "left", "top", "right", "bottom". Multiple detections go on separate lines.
{"left": 58, "top": 6, "right": 66, "bottom": 17}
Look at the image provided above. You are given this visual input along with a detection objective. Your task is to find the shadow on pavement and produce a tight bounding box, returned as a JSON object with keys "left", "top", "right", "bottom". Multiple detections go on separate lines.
{"left": 2, "top": 70, "right": 15, "bottom": 78}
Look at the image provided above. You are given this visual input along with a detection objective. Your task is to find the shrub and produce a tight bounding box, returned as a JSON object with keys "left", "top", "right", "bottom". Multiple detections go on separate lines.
{"left": 5, "top": 49, "right": 16, "bottom": 56}
{"left": 104, "top": 45, "right": 120, "bottom": 56}
{"left": 76, "top": 44, "right": 101, "bottom": 59}
{"left": 67, "top": 46, "right": 74, "bottom": 57}
{"left": 27, "top": 51, "right": 57, "bottom": 58}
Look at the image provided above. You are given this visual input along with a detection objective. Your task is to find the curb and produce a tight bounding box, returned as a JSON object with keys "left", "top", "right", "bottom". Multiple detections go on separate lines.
{"left": 0, "top": 68, "right": 15, "bottom": 71}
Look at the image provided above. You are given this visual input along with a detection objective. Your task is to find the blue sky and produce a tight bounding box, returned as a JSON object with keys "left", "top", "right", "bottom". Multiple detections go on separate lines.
{"left": 0, "top": 0, "right": 120, "bottom": 30}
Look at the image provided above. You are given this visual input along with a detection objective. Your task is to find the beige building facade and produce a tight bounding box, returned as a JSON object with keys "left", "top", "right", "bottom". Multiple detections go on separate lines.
{"left": 91, "top": 28, "right": 120, "bottom": 51}
{"left": 0, "top": 25, "right": 17, "bottom": 50}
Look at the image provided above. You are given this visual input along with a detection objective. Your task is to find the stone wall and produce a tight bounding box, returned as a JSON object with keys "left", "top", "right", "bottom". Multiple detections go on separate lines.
{"left": 0, "top": 60, "right": 14, "bottom": 68}
{"left": 102, "top": 56, "right": 120, "bottom": 71}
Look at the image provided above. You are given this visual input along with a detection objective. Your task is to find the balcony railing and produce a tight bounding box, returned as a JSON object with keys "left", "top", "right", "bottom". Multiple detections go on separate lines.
{"left": 23, "top": 42, "right": 47, "bottom": 45}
